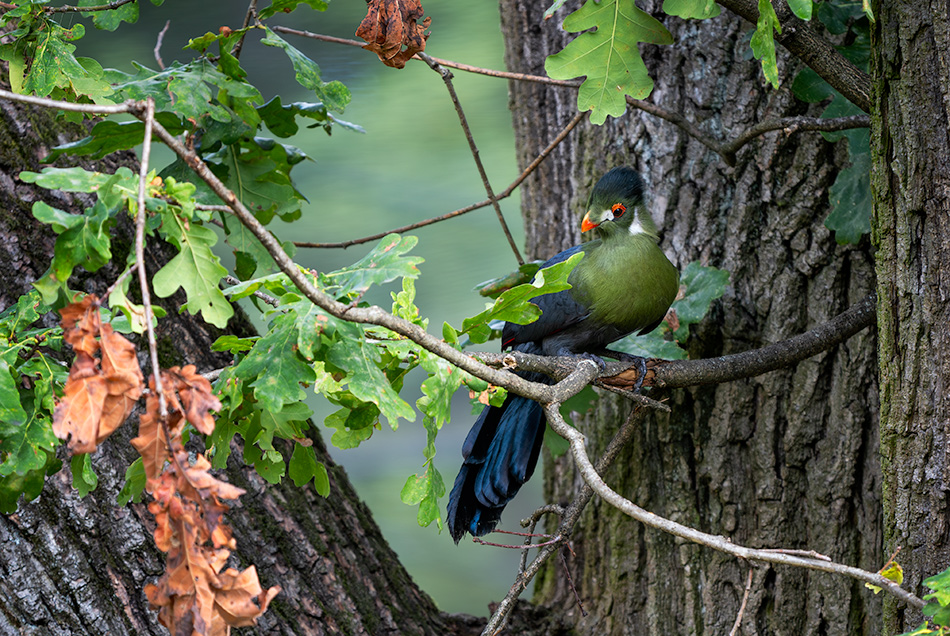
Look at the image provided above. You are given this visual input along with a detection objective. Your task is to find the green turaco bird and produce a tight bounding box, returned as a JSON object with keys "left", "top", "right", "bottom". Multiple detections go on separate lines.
{"left": 447, "top": 166, "right": 679, "bottom": 542}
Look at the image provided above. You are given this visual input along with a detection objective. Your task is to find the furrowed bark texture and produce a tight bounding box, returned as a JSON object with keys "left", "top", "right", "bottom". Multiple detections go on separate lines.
{"left": 871, "top": 3, "right": 950, "bottom": 632}
{"left": 0, "top": 99, "right": 482, "bottom": 634}
{"left": 500, "top": 2, "right": 881, "bottom": 634}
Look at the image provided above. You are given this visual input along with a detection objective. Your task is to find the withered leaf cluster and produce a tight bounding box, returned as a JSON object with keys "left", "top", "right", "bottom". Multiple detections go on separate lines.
{"left": 54, "top": 295, "right": 143, "bottom": 453}
{"left": 356, "top": 0, "right": 431, "bottom": 68}
{"left": 52, "top": 296, "right": 279, "bottom": 635}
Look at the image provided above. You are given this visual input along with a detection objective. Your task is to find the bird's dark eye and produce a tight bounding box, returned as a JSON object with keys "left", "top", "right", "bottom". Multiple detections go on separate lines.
{"left": 611, "top": 203, "right": 626, "bottom": 218}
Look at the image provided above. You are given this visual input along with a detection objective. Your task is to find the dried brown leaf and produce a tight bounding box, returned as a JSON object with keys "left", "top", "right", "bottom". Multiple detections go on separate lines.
{"left": 356, "top": 0, "right": 431, "bottom": 68}
{"left": 214, "top": 567, "right": 281, "bottom": 628}
{"left": 169, "top": 365, "right": 220, "bottom": 435}
{"left": 53, "top": 353, "right": 108, "bottom": 453}
{"left": 59, "top": 294, "right": 100, "bottom": 355}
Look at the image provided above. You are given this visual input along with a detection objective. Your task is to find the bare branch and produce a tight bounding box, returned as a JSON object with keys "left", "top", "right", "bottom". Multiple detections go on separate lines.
{"left": 293, "top": 111, "right": 585, "bottom": 249}
{"left": 0, "top": 89, "right": 136, "bottom": 115}
{"left": 715, "top": 0, "right": 871, "bottom": 112}
{"left": 133, "top": 97, "right": 167, "bottom": 418}
{"left": 721, "top": 113, "right": 871, "bottom": 159}
{"left": 483, "top": 407, "right": 650, "bottom": 634}
{"left": 271, "top": 27, "right": 869, "bottom": 172}
{"left": 413, "top": 52, "right": 524, "bottom": 264}
{"left": 47, "top": 0, "right": 135, "bottom": 13}
{"left": 223, "top": 275, "right": 280, "bottom": 308}
{"left": 232, "top": 0, "right": 259, "bottom": 60}
{"left": 729, "top": 568, "right": 755, "bottom": 636}
{"left": 542, "top": 403, "right": 926, "bottom": 612}
{"left": 139, "top": 112, "right": 602, "bottom": 407}
{"left": 153, "top": 20, "right": 170, "bottom": 70}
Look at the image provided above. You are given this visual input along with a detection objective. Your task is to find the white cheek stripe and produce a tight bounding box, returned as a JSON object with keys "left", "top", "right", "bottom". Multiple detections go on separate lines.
{"left": 628, "top": 218, "right": 646, "bottom": 235}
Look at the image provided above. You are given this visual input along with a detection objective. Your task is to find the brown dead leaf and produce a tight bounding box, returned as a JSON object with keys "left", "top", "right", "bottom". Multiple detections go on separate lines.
{"left": 664, "top": 308, "right": 680, "bottom": 334}
{"left": 55, "top": 296, "right": 145, "bottom": 453}
{"left": 60, "top": 294, "right": 100, "bottom": 355}
{"left": 356, "top": 0, "right": 431, "bottom": 69}
{"left": 53, "top": 353, "right": 108, "bottom": 453}
{"left": 214, "top": 567, "right": 281, "bottom": 628}
{"left": 131, "top": 402, "right": 169, "bottom": 486}
{"left": 169, "top": 365, "right": 221, "bottom": 435}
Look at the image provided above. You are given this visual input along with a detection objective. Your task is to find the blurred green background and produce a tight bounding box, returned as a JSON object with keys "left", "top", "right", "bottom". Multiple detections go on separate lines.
{"left": 72, "top": 0, "right": 545, "bottom": 617}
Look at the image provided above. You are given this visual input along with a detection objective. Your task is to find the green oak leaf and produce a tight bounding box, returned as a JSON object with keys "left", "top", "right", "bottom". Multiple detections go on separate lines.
{"left": 205, "top": 143, "right": 302, "bottom": 224}
{"left": 0, "top": 467, "right": 46, "bottom": 514}
{"left": 261, "top": 28, "right": 350, "bottom": 113}
{"left": 117, "top": 458, "right": 146, "bottom": 505}
{"left": 545, "top": 0, "right": 673, "bottom": 125}
{"left": 923, "top": 567, "right": 950, "bottom": 607}
{"left": 662, "top": 0, "right": 720, "bottom": 19}
{"left": 152, "top": 212, "right": 233, "bottom": 328}
{"left": 44, "top": 113, "right": 187, "bottom": 162}
{"left": 461, "top": 252, "right": 582, "bottom": 344}
{"left": 0, "top": 359, "right": 28, "bottom": 426}
{"left": 324, "top": 402, "right": 379, "bottom": 449}
{"left": 79, "top": 0, "right": 139, "bottom": 31}
{"left": 232, "top": 312, "right": 316, "bottom": 412}
{"left": 259, "top": 0, "right": 328, "bottom": 19}
{"left": 327, "top": 324, "right": 415, "bottom": 428}
{"left": 70, "top": 454, "right": 98, "bottom": 497}
{"left": 671, "top": 262, "right": 730, "bottom": 341}
{"left": 825, "top": 134, "right": 871, "bottom": 244}
{"left": 785, "top": 0, "right": 812, "bottom": 20}
{"left": 326, "top": 234, "right": 424, "bottom": 295}
{"left": 750, "top": 0, "right": 782, "bottom": 89}
{"left": 288, "top": 444, "right": 330, "bottom": 496}
{"left": 400, "top": 465, "right": 444, "bottom": 528}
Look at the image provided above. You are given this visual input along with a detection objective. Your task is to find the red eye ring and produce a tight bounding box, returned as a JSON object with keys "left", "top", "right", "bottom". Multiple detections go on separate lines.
{"left": 611, "top": 203, "right": 626, "bottom": 217}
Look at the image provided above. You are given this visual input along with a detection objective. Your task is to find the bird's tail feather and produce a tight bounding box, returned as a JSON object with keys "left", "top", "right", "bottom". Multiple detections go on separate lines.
{"left": 446, "top": 344, "right": 549, "bottom": 543}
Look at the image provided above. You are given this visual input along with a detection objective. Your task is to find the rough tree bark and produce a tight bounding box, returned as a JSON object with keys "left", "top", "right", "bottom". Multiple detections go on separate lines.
{"left": 500, "top": 1, "right": 881, "bottom": 634}
{"left": 0, "top": 97, "right": 485, "bottom": 635}
{"left": 871, "top": 2, "right": 950, "bottom": 632}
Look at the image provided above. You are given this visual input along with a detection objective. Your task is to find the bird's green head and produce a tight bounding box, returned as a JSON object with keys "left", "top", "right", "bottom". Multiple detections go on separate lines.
{"left": 581, "top": 166, "right": 658, "bottom": 240}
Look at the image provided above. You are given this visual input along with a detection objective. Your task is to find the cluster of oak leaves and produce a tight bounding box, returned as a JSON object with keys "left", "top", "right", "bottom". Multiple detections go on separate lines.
{"left": 52, "top": 295, "right": 279, "bottom": 634}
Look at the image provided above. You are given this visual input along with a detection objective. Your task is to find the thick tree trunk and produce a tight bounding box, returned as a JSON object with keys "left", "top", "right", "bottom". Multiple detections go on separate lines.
{"left": 0, "top": 98, "right": 482, "bottom": 634}
{"left": 500, "top": 2, "right": 881, "bottom": 634}
{"left": 871, "top": 2, "right": 950, "bottom": 632}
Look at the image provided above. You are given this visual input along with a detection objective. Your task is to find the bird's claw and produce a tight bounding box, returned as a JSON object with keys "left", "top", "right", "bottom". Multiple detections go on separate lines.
{"left": 576, "top": 352, "right": 607, "bottom": 373}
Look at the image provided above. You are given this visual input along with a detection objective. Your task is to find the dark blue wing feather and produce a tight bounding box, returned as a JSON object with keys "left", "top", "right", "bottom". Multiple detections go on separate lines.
{"left": 502, "top": 243, "right": 592, "bottom": 349}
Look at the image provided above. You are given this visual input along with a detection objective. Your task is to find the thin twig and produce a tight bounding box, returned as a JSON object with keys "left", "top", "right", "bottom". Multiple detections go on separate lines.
{"left": 133, "top": 98, "right": 166, "bottom": 418}
{"left": 273, "top": 27, "right": 871, "bottom": 166}
{"left": 560, "top": 547, "right": 587, "bottom": 617}
{"left": 47, "top": 0, "right": 135, "bottom": 13}
{"left": 223, "top": 275, "right": 280, "bottom": 308}
{"left": 293, "top": 111, "right": 585, "bottom": 249}
{"left": 231, "top": 0, "right": 259, "bottom": 60}
{"left": 103, "top": 263, "right": 138, "bottom": 300}
{"left": 483, "top": 407, "right": 648, "bottom": 635}
{"left": 729, "top": 568, "right": 755, "bottom": 636}
{"left": 153, "top": 20, "right": 170, "bottom": 71}
{"left": 416, "top": 52, "right": 524, "bottom": 265}
{"left": 0, "top": 89, "right": 136, "bottom": 114}
{"left": 542, "top": 403, "right": 927, "bottom": 611}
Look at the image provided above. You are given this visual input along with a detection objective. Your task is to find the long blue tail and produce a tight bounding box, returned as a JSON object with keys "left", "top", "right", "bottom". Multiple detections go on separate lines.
{"left": 446, "top": 345, "right": 548, "bottom": 542}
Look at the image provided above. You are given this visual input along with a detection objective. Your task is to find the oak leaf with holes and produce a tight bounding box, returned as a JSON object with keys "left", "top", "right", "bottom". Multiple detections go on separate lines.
{"left": 356, "top": 0, "right": 431, "bottom": 69}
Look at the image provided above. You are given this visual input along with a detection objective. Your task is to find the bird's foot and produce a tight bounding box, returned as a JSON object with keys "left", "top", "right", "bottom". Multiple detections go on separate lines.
{"left": 575, "top": 352, "right": 607, "bottom": 373}
{"left": 600, "top": 351, "right": 648, "bottom": 393}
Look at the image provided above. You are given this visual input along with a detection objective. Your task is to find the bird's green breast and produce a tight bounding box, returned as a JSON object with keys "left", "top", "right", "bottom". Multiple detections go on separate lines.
{"left": 571, "top": 234, "right": 679, "bottom": 333}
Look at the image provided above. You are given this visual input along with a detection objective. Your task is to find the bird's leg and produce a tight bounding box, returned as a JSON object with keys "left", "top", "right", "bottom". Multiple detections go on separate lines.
{"left": 589, "top": 348, "right": 648, "bottom": 393}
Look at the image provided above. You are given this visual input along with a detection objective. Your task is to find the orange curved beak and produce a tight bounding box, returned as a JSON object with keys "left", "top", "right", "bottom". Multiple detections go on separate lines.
{"left": 581, "top": 211, "right": 598, "bottom": 233}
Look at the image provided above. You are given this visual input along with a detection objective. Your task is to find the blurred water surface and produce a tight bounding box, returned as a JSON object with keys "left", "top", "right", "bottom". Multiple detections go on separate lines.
{"left": 76, "top": 0, "right": 542, "bottom": 616}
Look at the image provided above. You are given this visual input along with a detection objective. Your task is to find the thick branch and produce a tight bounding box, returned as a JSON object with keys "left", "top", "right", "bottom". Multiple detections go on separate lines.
{"left": 475, "top": 294, "right": 876, "bottom": 390}
{"left": 715, "top": 0, "right": 871, "bottom": 112}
